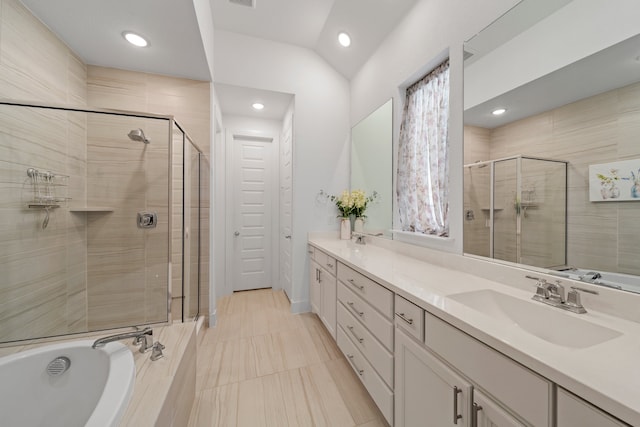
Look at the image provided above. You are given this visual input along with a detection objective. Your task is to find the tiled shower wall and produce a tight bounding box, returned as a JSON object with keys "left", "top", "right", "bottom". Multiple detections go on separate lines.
{"left": 0, "top": 0, "right": 211, "bottom": 342}
{"left": 464, "top": 81, "right": 640, "bottom": 275}
{"left": 86, "top": 66, "right": 211, "bottom": 322}
{"left": 0, "top": 0, "right": 88, "bottom": 341}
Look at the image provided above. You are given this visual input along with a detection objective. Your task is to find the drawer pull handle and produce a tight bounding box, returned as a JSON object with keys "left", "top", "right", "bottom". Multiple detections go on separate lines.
{"left": 396, "top": 312, "right": 414, "bottom": 325}
{"left": 347, "top": 354, "right": 364, "bottom": 376}
{"left": 327, "top": 263, "right": 334, "bottom": 268}
{"left": 347, "top": 279, "right": 364, "bottom": 291}
{"left": 347, "top": 325, "right": 364, "bottom": 343}
{"left": 347, "top": 301, "right": 364, "bottom": 317}
{"left": 453, "top": 386, "right": 462, "bottom": 424}
{"left": 473, "top": 403, "right": 483, "bottom": 426}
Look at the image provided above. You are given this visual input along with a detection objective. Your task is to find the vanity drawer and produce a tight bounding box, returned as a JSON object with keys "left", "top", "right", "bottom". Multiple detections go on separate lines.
{"left": 338, "top": 282, "right": 393, "bottom": 351}
{"left": 394, "top": 295, "right": 424, "bottom": 342}
{"left": 337, "top": 325, "right": 393, "bottom": 425}
{"left": 337, "top": 263, "right": 393, "bottom": 319}
{"left": 337, "top": 302, "right": 393, "bottom": 387}
{"left": 314, "top": 249, "right": 337, "bottom": 276}
{"left": 425, "top": 312, "right": 552, "bottom": 427}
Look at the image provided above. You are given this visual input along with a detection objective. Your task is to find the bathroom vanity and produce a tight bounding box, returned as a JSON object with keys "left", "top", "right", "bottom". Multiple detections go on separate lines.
{"left": 308, "top": 234, "right": 639, "bottom": 426}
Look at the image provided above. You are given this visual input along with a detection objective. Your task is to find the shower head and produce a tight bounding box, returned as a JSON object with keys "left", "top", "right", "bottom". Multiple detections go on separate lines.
{"left": 128, "top": 129, "right": 150, "bottom": 144}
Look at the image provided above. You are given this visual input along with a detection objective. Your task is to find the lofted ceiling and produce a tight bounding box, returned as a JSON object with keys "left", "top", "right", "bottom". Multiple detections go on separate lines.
{"left": 20, "top": 0, "right": 418, "bottom": 119}
{"left": 20, "top": 0, "right": 418, "bottom": 82}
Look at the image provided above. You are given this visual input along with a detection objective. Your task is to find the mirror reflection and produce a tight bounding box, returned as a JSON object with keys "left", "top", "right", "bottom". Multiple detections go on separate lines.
{"left": 351, "top": 98, "right": 393, "bottom": 237}
{"left": 463, "top": 0, "right": 640, "bottom": 293}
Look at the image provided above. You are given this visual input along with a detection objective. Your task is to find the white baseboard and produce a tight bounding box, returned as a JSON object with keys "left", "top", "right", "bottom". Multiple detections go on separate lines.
{"left": 208, "top": 309, "right": 217, "bottom": 327}
{"left": 290, "top": 299, "right": 310, "bottom": 314}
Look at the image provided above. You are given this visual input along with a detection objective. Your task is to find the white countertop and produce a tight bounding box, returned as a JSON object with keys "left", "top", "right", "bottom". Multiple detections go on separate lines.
{"left": 308, "top": 235, "right": 640, "bottom": 426}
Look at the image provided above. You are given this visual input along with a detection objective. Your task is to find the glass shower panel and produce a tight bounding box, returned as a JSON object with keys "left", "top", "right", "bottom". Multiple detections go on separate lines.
{"left": 85, "top": 113, "right": 170, "bottom": 330}
{"left": 520, "top": 158, "right": 567, "bottom": 268}
{"left": 493, "top": 158, "right": 517, "bottom": 263}
{"left": 0, "top": 102, "right": 171, "bottom": 344}
{"left": 463, "top": 164, "right": 491, "bottom": 257}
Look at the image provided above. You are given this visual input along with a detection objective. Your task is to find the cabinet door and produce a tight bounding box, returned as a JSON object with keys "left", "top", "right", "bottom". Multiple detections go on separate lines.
{"left": 395, "top": 327, "right": 473, "bottom": 427}
{"left": 319, "top": 267, "right": 337, "bottom": 339}
{"left": 557, "top": 388, "right": 629, "bottom": 427}
{"left": 473, "top": 390, "right": 525, "bottom": 427}
{"left": 309, "top": 260, "right": 321, "bottom": 314}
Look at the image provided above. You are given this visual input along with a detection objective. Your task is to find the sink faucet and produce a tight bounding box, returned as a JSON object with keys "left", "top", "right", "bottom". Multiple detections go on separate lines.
{"left": 92, "top": 327, "right": 154, "bottom": 353}
{"left": 353, "top": 232, "right": 366, "bottom": 245}
{"left": 530, "top": 277, "right": 592, "bottom": 314}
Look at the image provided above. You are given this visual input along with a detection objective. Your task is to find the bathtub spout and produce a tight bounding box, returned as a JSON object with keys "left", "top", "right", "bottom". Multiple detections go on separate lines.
{"left": 92, "top": 327, "right": 153, "bottom": 353}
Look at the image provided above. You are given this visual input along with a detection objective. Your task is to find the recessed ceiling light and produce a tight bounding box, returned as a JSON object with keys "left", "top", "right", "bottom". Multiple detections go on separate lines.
{"left": 123, "top": 32, "right": 148, "bottom": 48}
{"left": 252, "top": 103, "right": 264, "bottom": 110}
{"left": 338, "top": 32, "right": 351, "bottom": 47}
{"left": 492, "top": 108, "right": 507, "bottom": 116}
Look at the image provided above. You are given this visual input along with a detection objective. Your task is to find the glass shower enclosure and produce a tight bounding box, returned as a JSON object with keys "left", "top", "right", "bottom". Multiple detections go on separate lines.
{"left": 464, "top": 155, "right": 567, "bottom": 268}
{"left": 0, "top": 101, "right": 202, "bottom": 344}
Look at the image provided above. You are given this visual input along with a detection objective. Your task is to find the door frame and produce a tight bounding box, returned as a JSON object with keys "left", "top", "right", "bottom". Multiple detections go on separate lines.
{"left": 224, "top": 129, "right": 280, "bottom": 295}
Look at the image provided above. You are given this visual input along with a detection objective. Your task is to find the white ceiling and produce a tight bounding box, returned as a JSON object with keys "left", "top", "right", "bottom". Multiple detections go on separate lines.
{"left": 214, "top": 83, "right": 293, "bottom": 120}
{"left": 21, "top": 0, "right": 418, "bottom": 82}
{"left": 20, "top": 0, "right": 212, "bottom": 81}
{"left": 20, "top": 0, "right": 418, "bottom": 119}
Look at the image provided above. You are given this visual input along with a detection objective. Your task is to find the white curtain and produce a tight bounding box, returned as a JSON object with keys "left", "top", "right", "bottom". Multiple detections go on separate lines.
{"left": 397, "top": 60, "right": 450, "bottom": 236}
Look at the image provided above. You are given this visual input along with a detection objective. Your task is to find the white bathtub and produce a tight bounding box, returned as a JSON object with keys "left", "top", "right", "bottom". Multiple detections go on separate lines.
{"left": 0, "top": 339, "right": 135, "bottom": 427}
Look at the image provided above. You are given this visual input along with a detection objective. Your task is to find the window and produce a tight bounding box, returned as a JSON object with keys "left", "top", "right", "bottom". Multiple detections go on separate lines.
{"left": 396, "top": 59, "right": 450, "bottom": 237}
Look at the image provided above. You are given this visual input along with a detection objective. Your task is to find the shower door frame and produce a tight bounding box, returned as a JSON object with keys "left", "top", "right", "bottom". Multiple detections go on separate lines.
{"left": 464, "top": 155, "right": 568, "bottom": 266}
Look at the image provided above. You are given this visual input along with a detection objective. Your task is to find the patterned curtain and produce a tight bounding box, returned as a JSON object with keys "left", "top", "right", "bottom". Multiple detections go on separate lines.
{"left": 397, "top": 60, "right": 450, "bottom": 237}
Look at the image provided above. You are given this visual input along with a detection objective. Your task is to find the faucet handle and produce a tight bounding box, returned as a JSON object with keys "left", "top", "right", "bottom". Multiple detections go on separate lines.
{"left": 565, "top": 288, "right": 589, "bottom": 314}
{"left": 151, "top": 341, "right": 165, "bottom": 361}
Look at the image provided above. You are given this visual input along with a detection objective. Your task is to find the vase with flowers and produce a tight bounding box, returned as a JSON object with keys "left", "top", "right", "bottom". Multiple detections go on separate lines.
{"left": 329, "top": 190, "right": 354, "bottom": 239}
{"left": 350, "top": 189, "right": 378, "bottom": 233}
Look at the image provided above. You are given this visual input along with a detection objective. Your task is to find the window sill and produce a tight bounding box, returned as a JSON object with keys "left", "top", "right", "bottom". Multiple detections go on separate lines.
{"left": 392, "top": 229, "right": 456, "bottom": 251}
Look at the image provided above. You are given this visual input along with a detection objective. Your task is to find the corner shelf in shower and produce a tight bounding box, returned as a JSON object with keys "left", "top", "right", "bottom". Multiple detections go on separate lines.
{"left": 69, "top": 207, "right": 115, "bottom": 212}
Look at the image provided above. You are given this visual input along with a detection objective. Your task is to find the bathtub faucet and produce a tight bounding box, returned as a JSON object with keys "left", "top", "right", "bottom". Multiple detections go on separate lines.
{"left": 92, "top": 327, "right": 154, "bottom": 353}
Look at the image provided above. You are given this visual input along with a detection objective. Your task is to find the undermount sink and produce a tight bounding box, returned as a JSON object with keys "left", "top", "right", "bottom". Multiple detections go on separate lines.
{"left": 447, "top": 289, "right": 622, "bottom": 349}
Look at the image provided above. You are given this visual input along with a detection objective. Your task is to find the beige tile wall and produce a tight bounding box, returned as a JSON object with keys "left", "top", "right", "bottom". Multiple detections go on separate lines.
{"left": 85, "top": 114, "right": 170, "bottom": 330}
{"left": 0, "top": 0, "right": 210, "bottom": 342}
{"left": 0, "top": 0, "right": 88, "bottom": 342}
{"left": 87, "top": 65, "right": 212, "bottom": 322}
{"left": 463, "top": 126, "right": 491, "bottom": 256}
{"left": 464, "top": 81, "right": 640, "bottom": 275}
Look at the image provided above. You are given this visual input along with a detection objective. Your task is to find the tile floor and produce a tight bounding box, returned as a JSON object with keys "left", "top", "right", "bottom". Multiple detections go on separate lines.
{"left": 188, "top": 288, "right": 388, "bottom": 426}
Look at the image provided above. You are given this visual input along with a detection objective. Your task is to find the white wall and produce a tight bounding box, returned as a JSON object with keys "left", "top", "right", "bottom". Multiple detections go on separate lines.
{"left": 350, "top": 0, "right": 520, "bottom": 253}
{"left": 213, "top": 30, "right": 351, "bottom": 311}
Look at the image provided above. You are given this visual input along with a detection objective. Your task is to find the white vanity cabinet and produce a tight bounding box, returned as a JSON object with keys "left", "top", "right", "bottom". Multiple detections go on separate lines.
{"left": 473, "top": 390, "right": 525, "bottom": 427}
{"left": 557, "top": 388, "right": 630, "bottom": 427}
{"left": 336, "top": 262, "right": 394, "bottom": 425}
{"left": 308, "top": 246, "right": 337, "bottom": 339}
{"left": 395, "top": 327, "right": 472, "bottom": 427}
{"left": 425, "top": 312, "right": 553, "bottom": 427}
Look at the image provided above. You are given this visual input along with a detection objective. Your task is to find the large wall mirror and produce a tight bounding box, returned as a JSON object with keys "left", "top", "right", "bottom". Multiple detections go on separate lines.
{"left": 463, "top": 0, "right": 640, "bottom": 293}
{"left": 351, "top": 98, "right": 393, "bottom": 238}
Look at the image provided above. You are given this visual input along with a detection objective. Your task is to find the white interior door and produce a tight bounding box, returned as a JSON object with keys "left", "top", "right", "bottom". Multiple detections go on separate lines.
{"left": 232, "top": 135, "right": 273, "bottom": 291}
{"left": 279, "top": 114, "right": 293, "bottom": 299}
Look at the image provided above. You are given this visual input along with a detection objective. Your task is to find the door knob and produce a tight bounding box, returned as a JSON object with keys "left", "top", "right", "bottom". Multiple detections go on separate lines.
{"left": 234, "top": 231, "right": 240, "bottom": 236}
